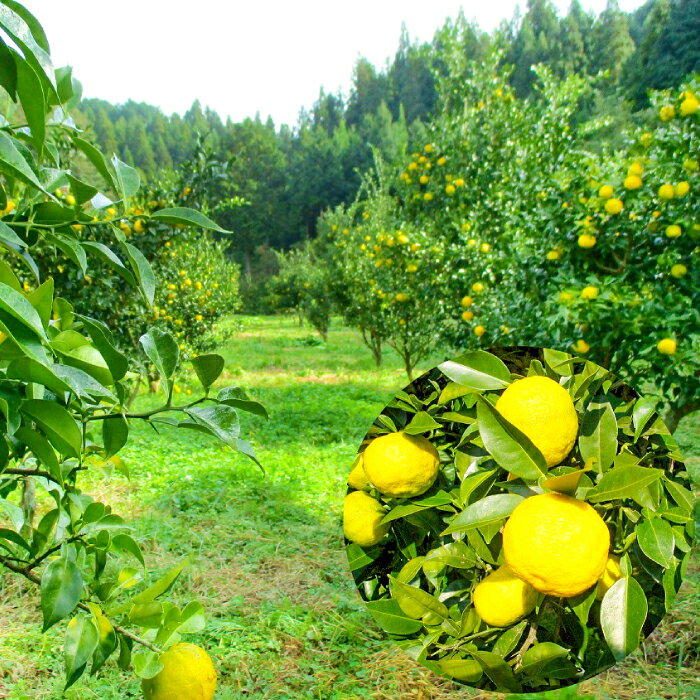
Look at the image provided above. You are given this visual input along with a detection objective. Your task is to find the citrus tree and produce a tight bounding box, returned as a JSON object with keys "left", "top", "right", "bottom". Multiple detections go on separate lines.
{"left": 0, "top": 2, "right": 260, "bottom": 694}
{"left": 321, "top": 163, "right": 449, "bottom": 378}
{"left": 344, "top": 348, "right": 693, "bottom": 692}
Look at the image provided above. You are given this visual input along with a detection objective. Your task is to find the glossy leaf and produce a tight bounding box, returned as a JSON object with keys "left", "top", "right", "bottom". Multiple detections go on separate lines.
{"left": 111, "top": 155, "right": 140, "bottom": 203}
{"left": 633, "top": 396, "right": 659, "bottom": 441}
{"left": 102, "top": 415, "right": 128, "bottom": 460}
{"left": 442, "top": 493, "right": 523, "bottom": 535}
{"left": 77, "top": 315, "right": 129, "bottom": 382}
{"left": 122, "top": 242, "right": 155, "bottom": 305}
{"left": 21, "top": 399, "right": 82, "bottom": 458}
{"left": 64, "top": 616, "right": 98, "bottom": 689}
{"left": 403, "top": 410, "right": 441, "bottom": 435}
{"left": 150, "top": 206, "right": 229, "bottom": 233}
{"left": 390, "top": 576, "right": 449, "bottom": 624}
{"left": 470, "top": 650, "right": 521, "bottom": 692}
{"left": 132, "top": 649, "right": 163, "bottom": 680}
{"left": 438, "top": 351, "right": 511, "bottom": 390}
{"left": 140, "top": 328, "right": 179, "bottom": 383}
{"left": 0, "top": 280, "right": 47, "bottom": 340}
{"left": 192, "top": 353, "right": 225, "bottom": 389}
{"left": 0, "top": 130, "right": 45, "bottom": 191}
{"left": 492, "top": 620, "right": 527, "bottom": 658}
{"left": 40, "top": 557, "right": 83, "bottom": 631}
{"left": 519, "top": 642, "right": 578, "bottom": 679}
{"left": 600, "top": 576, "right": 647, "bottom": 661}
{"left": 579, "top": 401, "right": 617, "bottom": 472}
{"left": 436, "top": 658, "right": 483, "bottom": 682}
{"left": 587, "top": 461, "right": 662, "bottom": 503}
{"left": 476, "top": 398, "right": 547, "bottom": 480}
{"left": 14, "top": 52, "right": 45, "bottom": 154}
{"left": 73, "top": 137, "right": 117, "bottom": 191}
{"left": 111, "top": 534, "right": 145, "bottom": 569}
{"left": 636, "top": 517, "right": 675, "bottom": 568}
{"left": 184, "top": 405, "right": 240, "bottom": 449}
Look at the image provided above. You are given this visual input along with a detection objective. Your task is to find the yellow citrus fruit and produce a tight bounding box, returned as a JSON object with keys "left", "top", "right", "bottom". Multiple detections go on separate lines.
{"left": 675, "top": 181, "right": 690, "bottom": 197}
{"left": 462, "top": 310, "right": 474, "bottom": 321}
{"left": 424, "top": 192, "right": 434, "bottom": 201}
{"left": 142, "top": 643, "right": 217, "bottom": 700}
{"left": 473, "top": 565, "right": 538, "bottom": 627}
{"left": 420, "top": 175, "right": 429, "bottom": 184}
{"left": 503, "top": 493, "right": 610, "bottom": 597}
{"left": 671, "top": 264, "right": 687, "bottom": 278}
{"left": 680, "top": 96, "right": 699, "bottom": 116}
{"left": 474, "top": 325, "right": 485, "bottom": 337}
{"left": 598, "top": 185, "right": 614, "bottom": 199}
{"left": 461, "top": 295, "right": 473, "bottom": 307}
{"left": 395, "top": 293, "right": 408, "bottom": 302}
{"left": 578, "top": 234, "right": 597, "bottom": 249}
{"left": 445, "top": 184, "right": 456, "bottom": 195}
{"left": 658, "top": 184, "right": 675, "bottom": 199}
{"left": 596, "top": 555, "right": 623, "bottom": 600}
{"left": 683, "top": 158, "right": 699, "bottom": 173}
{"left": 547, "top": 249, "right": 561, "bottom": 260}
{"left": 660, "top": 105, "right": 676, "bottom": 121}
{"left": 665, "top": 224, "right": 682, "bottom": 238}
{"left": 627, "top": 161, "right": 643, "bottom": 176}
{"left": 581, "top": 285, "right": 599, "bottom": 300}
{"left": 347, "top": 454, "right": 370, "bottom": 491}
{"left": 362, "top": 432, "right": 439, "bottom": 498}
{"left": 574, "top": 339, "right": 590, "bottom": 354}
{"left": 657, "top": 338, "right": 677, "bottom": 355}
{"left": 496, "top": 376, "right": 578, "bottom": 468}
{"left": 343, "top": 491, "right": 390, "bottom": 546}
{"left": 604, "top": 198, "right": 623, "bottom": 215}
{"left": 624, "top": 174, "right": 642, "bottom": 190}
{"left": 472, "top": 282, "right": 484, "bottom": 293}
{"left": 480, "top": 242, "right": 491, "bottom": 252}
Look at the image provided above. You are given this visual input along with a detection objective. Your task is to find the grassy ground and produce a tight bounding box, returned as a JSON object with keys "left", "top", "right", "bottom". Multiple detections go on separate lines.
{"left": 0, "top": 315, "right": 697, "bottom": 699}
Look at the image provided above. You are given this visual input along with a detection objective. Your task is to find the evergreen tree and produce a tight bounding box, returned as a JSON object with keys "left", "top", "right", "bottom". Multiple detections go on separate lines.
{"left": 590, "top": 0, "right": 635, "bottom": 81}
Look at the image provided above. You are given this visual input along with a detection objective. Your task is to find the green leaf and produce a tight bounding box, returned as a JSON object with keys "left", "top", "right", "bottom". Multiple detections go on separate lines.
{"left": 128, "top": 602, "right": 163, "bottom": 628}
{"left": 0, "top": 2, "right": 56, "bottom": 92}
{"left": 132, "top": 649, "right": 163, "bottom": 680}
{"left": 542, "top": 468, "right": 586, "bottom": 495}
{"left": 587, "top": 461, "right": 663, "bottom": 503}
{"left": 636, "top": 517, "right": 675, "bottom": 568}
{"left": 150, "top": 206, "right": 229, "bottom": 233}
{"left": 72, "top": 137, "right": 117, "bottom": 191}
{"left": 579, "top": 401, "right": 617, "bottom": 472}
{"left": 381, "top": 491, "right": 453, "bottom": 524}
{"left": 0, "top": 220, "right": 27, "bottom": 249}
{"left": 519, "top": 642, "right": 578, "bottom": 679}
{"left": 127, "top": 558, "right": 189, "bottom": 607}
{"left": 442, "top": 494, "right": 524, "bottom": 535}
{"left": 77, "top": 315, "right": 128, "bottom": 382}
{"left": 6, "top": 357, "right": 72, "bottom": 395}
{"left": 65, "top": 173, "right": 98, "bottom": 205}
{"left": 435, "top": 658, "right": 483, "bottom": 683}
{"left": 543, "top": 348, "right": 575, "bottom": 376}
{"left": 0, "top": 280, "right": 48, "bottom": 340}
{"left": 437, "top": 382, "right": 474, "bottom": 404}
{"left": 184, "top": 405, "right": 240, "bottom": 449}
{"left": 663, "top": 477, "right": 695, "bottom": 513}
{"left": 476, "top": 398, "right": 547, "bottom": 480}
{"left": 15, "top": 426, "right": 59, "bottom": 480}
{"left": 122, "top": 242, "right": 155, "bottom": 305}
{"left": 21, "top": 399, "right": 82, "bottom": 459}
{"left": 600, "top": 576, "right": 647, "bottom": 661}
{"left": 64, "top": 616, "right": 99, "bottom": 689}
{"left": 345, "top": 542, "right": 381, "bottom": 571}
{"left": 111, "top": 534, "right": 145, "bottom": 569}
{"left": 81, "top": 242, "right": 136, "bottom": 286}
{"left": 0, "top": 527, "right": 31, "bottom": 553}
{"left": 177, "top": 601, "right": 207, "bottom": 634}
{"left": 0, "top": 130, "right": 45, "bottom": 191}
{"left": 492, "top": 620, "right": 527, "bottom": 658}
{"left": 88, "top": 607, "right": 118, "bottom": 675}
{"left": 192, "top": 353, "right": 225, "bottom": 389}
{"left": 389, "top": 577, "right": 449, "bottom": 624}
{"left": 14, "top": 53, "right": 45, "bottom": 155}
{"left": 111, "top": 156, "right": 140, "bottom": 203}
{"left": 568, "top": 585, "right": 597, "bottom": 626}
{"left": 139, "top": 328, "right": 179, "bottom": 384}
{"left": 40, "top": 556, "right": 83, "bottom": 631}
{"left": 423, "top": 540, "right": 476, "bottom": 570}
{"left": 470, "top": 650, "right": 521, "bottom": 692}
{"left": 438, "top": 351, "right": 511, "bottom": 390}
{"left": 102, "top": 415, "right": 128, "bottom": 460}
{"left": 403, "top": 410, "right": 441, "bottom": 435}
{"left": 633, "top": 396, "right": 659, "bottom": 441}
{"left": 26, "top": 278, "right": 53, "bottom": 329}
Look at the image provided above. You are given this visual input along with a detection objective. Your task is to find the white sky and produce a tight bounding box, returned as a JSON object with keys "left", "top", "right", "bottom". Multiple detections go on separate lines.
{"left": 24, "top": 0, "right": 645, "bottom": 127}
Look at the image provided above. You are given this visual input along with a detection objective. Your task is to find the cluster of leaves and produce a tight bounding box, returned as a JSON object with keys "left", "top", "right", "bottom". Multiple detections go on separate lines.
{"left": 346, "top": 348, "right": 694, "bottom": 693}
{"left": 0, "top": 1, "right": 262, "bottom": 690}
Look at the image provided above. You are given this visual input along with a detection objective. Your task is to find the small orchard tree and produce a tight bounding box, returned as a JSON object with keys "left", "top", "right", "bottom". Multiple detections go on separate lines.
{"left": 0, "top": 3, "right": 261, "bottom": 691}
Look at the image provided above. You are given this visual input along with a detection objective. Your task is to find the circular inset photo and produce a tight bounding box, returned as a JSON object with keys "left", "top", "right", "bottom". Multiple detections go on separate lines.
{"left": 343, "top": 347, "right": 696, "bottom": 693}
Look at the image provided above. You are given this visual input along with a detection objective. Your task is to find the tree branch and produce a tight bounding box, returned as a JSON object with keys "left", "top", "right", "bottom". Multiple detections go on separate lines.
{"left": 0, "top": 554, "right": 162, "bottom": 654}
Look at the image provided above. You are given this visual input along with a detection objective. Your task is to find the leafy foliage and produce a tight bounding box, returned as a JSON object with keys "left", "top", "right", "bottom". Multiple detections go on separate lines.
{"left": 346, "top": 348, "right": 694, "bottom": 692}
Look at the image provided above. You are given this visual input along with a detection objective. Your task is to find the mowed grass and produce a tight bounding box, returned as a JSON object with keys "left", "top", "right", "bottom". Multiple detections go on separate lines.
{"left": 0, "top": 315, "right": 697, "bottom": 699}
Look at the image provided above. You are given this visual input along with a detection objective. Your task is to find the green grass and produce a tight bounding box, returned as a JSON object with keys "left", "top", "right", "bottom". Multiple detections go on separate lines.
{"left": 0, "top": 315, "right": 698, "bottom": 699}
